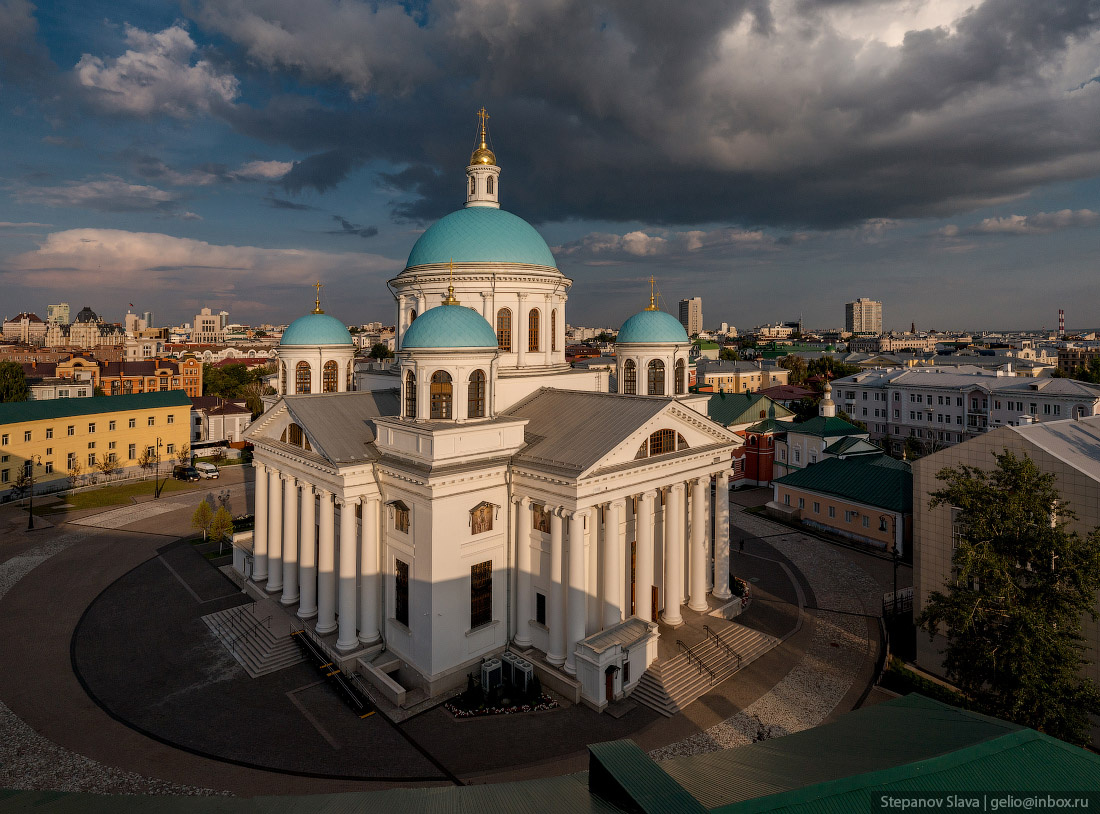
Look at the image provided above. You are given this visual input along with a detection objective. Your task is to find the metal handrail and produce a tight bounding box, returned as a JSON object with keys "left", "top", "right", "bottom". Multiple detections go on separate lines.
{"left": 702, "top": 625, "right": 742, "bottom": 669}
{"left": 228, "top": 613, "right": 270, "bottom": 648}
{"left": 676, "top": 639, "right": 715, "bottom": 681}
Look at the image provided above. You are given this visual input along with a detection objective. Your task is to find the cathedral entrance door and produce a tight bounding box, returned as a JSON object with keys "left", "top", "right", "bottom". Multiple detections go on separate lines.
{"left": 651, "top": 586, "right": 659, "bottom": 623}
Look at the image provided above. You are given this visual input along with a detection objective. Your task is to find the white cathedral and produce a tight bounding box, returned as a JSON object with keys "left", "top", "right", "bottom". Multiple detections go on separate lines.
{"left": 239, "top": 113, "right": 741, "bottom": 710}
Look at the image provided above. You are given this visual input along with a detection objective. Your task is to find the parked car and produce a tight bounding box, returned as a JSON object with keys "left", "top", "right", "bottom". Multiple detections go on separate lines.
{"left": 194, "top": 462, "right": 220, "bottom": 479}
{"left": 173, "top": 465, "right": 201, "bottom": 482}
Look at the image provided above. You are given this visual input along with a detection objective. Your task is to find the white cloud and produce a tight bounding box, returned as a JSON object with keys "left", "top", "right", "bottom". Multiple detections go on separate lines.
{"left": 557, "top": 226, "right": 775, "bottom": 259}
{"left": 6, "top": 228, "right": 398, "bottom": 292}
{"left": 970, "top": 209, "right": 1100, "bottom": 235}
{"left": 230, "top": 160, "right": 293, "bottom": 181}
{"left": 15, "top": 177, "right": 180, "bottom": 213}
{"left": 0, "top": 221, "right": 51, "bottom": 228}
{"left": 74, "top": 24, "right": 239, "bottom": 117}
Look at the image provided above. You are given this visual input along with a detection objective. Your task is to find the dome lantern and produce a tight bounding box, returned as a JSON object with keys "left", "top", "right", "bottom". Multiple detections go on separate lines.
{"left": 466, "top": 107, "right": 501, "bottom": 209}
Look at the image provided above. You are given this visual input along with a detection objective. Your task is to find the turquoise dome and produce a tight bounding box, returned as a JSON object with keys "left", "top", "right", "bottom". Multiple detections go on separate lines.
{"left": 280, "top": 313, "right": 353, "bottom": 346}
{"left": 402, "top": 304, "right": 498, "bottom": 349}
{"left": 406, "top": 207, "right": 557, "bottom": 268}
{"left": 617, "top": 310, "right": 690, "bottom": 344}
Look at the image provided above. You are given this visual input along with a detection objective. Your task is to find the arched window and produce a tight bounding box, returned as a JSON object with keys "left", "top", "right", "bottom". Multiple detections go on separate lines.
{"left": 468, "top": 369, "right": 486, "bottom": 418}
{"left": 347, "top": 360, "right": 354, "bottom": 391}
{"left": 647, "top": 359, "right": 665, "bottom": 396}
{"left": 551, "top": 310, "right": 557, "bottom": 352}
{"left": 470, "top": 176, "right": 476, "bottom": 196}
{"left": 675, "top": 359, "right": 686, "bottom": 394}
{"left": 285, "top": 423, "right": 311, "bottom": 450}
{"left": 496, "top": 308, "right": 512, "bottom": 351}
{"left": 486, "top": 175, "right": 494, "bottom": 195}
{"left": 430, "top": 370, "right": 453, "bottom": 419}
{"left": 409, "top": 308, "right": 417, "bottom": 324}
{"left": 295, "top": 361, "right": 311, "bottom": 394}
{"left": 649, "top": 429, "right": 675, "bottom": 455}
{"left": 280, "top": 361, "right": 286, "bottom": 393}
{"left": 623, "top": 359, "right": 637, "bottom": 395}
{"left": 677, "top": 433, "right": 688, "bottom": 450}
{"left": 528, "top": 309, "right": 540, "bottom": 352}
{"left": 404, "top": 370, "right": 416, "bottom": 418}
{"left": 323, "top": 360, "right": 338, "bottom": 392}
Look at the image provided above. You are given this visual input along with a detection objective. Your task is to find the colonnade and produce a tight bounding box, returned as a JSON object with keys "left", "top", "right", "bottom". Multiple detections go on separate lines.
{"left": 251, "top": 462, "right": 381, "bottom": 650}
{"left": 512, "top": 470, "right": 730, "bottom": 676}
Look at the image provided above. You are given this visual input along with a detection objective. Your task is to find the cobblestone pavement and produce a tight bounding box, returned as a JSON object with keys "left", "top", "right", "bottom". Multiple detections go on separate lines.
{"left": 69, "top": 500, "right": 191, "bottom": 529}
{"left": 0, "top": 527, "right": 222, "bottom": 796}
{"left": 650, "top": 509, "right": 879, "bottom": 759}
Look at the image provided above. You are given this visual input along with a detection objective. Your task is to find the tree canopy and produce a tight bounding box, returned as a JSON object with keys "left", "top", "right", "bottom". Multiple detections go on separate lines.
{"left": 0, "top": 361, "right": 29, "bottom": 403}
{"left": 368, "top": 343, "right": 394, "bottom": 359}
{"left": 917, "top": 450, "right": 1100, "bottom": 745}
{"left": 1053, "top": 358, "right": 1100, "bottom": 383}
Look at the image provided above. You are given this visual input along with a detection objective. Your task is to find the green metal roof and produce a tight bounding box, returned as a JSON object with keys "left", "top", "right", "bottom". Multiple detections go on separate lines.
{"left": 774, "top": 454, "right": 913, "bottom": 513}
{"left": 712, "top": 729, "right": 1100, "bottom": 814}
{"left": 0, "top": 391, "right": 192, "bottom": 427}
{"left": 786, "top": 415, "right": 865, "bottom": 439}
{"left": 707, "top": 393, "right": 793, "bottom": 428}
{"left": 821, "top": 436, "right": 881, "bottom": 457}
{"left": 588, "top": 740, "right": 707, "bottom": 814}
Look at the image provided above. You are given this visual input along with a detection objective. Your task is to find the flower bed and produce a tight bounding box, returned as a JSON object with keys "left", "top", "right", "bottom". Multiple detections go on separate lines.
{"left": 444, "top": 693, "right": 559, "bottom": 718}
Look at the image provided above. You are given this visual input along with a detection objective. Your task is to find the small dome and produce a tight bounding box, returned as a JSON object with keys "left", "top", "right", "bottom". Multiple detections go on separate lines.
{"left": 280, "top": 313, "right": 353, "bottom": 346}
{"left": 470, "top": 145, "right": 497, "bottom": 165}
{"left": 405, "top": 207, "right": 556, "bottom": 268}
{"left": 75, "top": 306, "right": 98, "bottom": 323}
{"left": 616, "top": 310, "right": 690, "bottom": 344}
{"left": 402, "top": 305, "right": 498, "bottom": 350}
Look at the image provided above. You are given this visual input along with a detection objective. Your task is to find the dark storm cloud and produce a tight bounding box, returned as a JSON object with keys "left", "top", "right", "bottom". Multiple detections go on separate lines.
{"left": 0, "top": 0, "right": 55, "bottom": 87}
{"left": 328, "top": 215, "right": 379, "bottom": 238}
{"left": 267, "top": 196, "right": 318, "bottom": 211}
{"left": 190, "top": 0, "right": 1100, "bottom": 228}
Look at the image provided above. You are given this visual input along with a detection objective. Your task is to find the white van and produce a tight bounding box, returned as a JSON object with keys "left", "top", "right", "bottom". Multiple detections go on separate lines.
{"left": 194, "top": 462, "right": 220, "bottom": 479}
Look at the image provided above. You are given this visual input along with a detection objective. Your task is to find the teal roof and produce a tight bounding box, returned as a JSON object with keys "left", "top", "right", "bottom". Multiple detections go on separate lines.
{"left": 617, "top": 310, "right": 689, "bottom": 344}
{"left": 401, "top": 304, "right": 498, "bottom": 349}
{"left": 774, "top": 453, "right": 913, "bottom": 513}
{"left": 788, "top": 414, "right": 866, "bottom": 439}
{"left": 280, "top": 313, "right": 353, "bottom": 346}
{"left": 588, "top": 740, "right": 706, "bottom": 814}
{"left": 707, "top": 393, "right": 793, "bottom": 427}
{"left": 0, "top": 391, "right": 192, "bottom": 426}
{"left": 406, "top": 207, "right": 557, "bottom": 268}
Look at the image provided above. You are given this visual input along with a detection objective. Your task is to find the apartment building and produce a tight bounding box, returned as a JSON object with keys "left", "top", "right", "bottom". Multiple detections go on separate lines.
{"left": 696, "top": 359, "right": 790, "bottom": 393}
{"left": 678, "top": 297, "right": 703, "bottom": 336}
{"left": 831, "top": 366, "right": 1100, "bottom": 454}
{"left": 845, "top": 298, "right": 882, "bottom": 335}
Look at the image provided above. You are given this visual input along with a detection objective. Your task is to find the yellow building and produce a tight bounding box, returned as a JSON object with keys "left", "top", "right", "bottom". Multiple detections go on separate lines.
{"left": 0, "top": 391, "right": 191, "bottom": 495}
{"left": 697, "top": 361, "right": 789, "bottom": 393}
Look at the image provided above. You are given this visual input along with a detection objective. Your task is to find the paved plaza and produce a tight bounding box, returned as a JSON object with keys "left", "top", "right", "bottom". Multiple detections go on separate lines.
{"left": 0, "top": 481, "right": 901, "bottom": 795}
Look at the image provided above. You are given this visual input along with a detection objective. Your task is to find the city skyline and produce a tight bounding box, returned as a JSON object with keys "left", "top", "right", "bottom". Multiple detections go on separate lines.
{"left": 0, "top": 1, "right": 1098, "bottom": 330}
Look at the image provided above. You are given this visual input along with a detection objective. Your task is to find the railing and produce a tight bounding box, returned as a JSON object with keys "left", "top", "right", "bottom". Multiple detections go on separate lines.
{"left": 703, "top": 625, "right": 742, "bottom": 671}
{"left": 290, "top": 627, "right": 375, "bottom": 717}
{"left": 676, "top": 639, "right": 715, "bottom": 682}
{"left": 227, "top": 613, "right": 270, "bottom": 648}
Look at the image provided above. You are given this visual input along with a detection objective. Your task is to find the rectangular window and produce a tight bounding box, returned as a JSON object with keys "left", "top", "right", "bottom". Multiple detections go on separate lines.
{"left": 536, "top": 592, "right": 547, "bottom": 625}
{"left": 128, "top": 418, "right": 136, "bottom": 429}
{"left": 88, "top": 422, "right": 95, "bottom": 433}
{"left": 109, "top": 420, "right": 116, "bottom": 431}
{"left": 0, "top": 434, "right": 8, "bottom": 445}
{"left": 87, "top": 453, "right": 96, "bottom": 466}
{"left": 828, "top": 505, "right": 836, "bottom": 518}
{"left": 167, "top": 414, "right": 175, "bottom": 424}
{"left": 44, "top": 462, "right": 53, "bottom": 474}
{"left": 956, "top": 416, "right": 962, "bottom": 425}
{"left": 395, "top": 559, "right": 409, "bottom": 627}
{"left": 67, "top": 453, "right": 76, "bottom": 469}
{"left": 862, "top": 392, "right": 867, "bottom": 400}
{"left": 1054, "top": 404, "right": 1060, "bottom": 415}
{"left": 956, "top": 397, "right": 962, "bottom": 407}
{"left": 87, "top": 442, "right": 95, "bottom": 449}
{"left": 783, "top": 493, "right": 790, "bottom": 506}
{"left": 845, "top": 510, "right": 855, "bottom": 522}
{"left": 128, "top": 444, "right": 136, "bottom": 459}
{"left": 862, "top": 407, "right": 867, "bottom": 416}
{"left": 148, "top": 416, "right": 155, "bottom": 426}
{"left": 393, "top": 501, "right": 410, "bottom": 534}
{"left": 45, "top": 448, "right": 51, "bottom": 455}
{"left": 862, "top": 516, "right": 870, "bottom": 528}
{"left": 0, "top": 470, "right": 7, "bottom": 483}
{"left": 108, "top": 441, "right": 116, "bottom": 450}
{"left": 798, "top": 497, "right": 805, "bottom": 509}
{"left": 166, "top": 444, "right": 175, "bottom": 455}
{"left": 45, "top": 428, "right": 53, "bottom": 439}
{"left": 813, "top": 502, "right": 820, "bottom": 513}
{"left": 793, "top": 448, "right": 800, "bottom": 463}
{"left": 470, "top": 561, "right": 493, "bottom": 629}
{"left": 1044, "top": 404, "right": 1051, "bottom": 415}
{"left": 894, "top": 409, "right": 900, "bottom": 418}
{"left": 994, "top": 400, "right": 1000, "bottom": 410}
{"left": 24, "top": 431, "right": 31, "bottom": 442}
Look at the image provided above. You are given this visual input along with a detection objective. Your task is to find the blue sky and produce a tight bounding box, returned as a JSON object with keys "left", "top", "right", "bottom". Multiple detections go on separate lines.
{"left": 1, "top": 0, "right": 1098, "bottom": 332}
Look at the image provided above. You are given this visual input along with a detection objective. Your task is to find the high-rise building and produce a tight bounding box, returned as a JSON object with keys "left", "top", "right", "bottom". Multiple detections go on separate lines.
{"left": 845, "top": 297, "right": 882, "bottom": 335}
{"left": 47, "top": 303, "right": 70, "bottom": 325}
{"left": 678, "top": 297, "right": 703, "bottom": 336}
{"left": 142, "top": 311, "right": 154, "bottom": 328}
{"left": 192, "top": 307, "right": 227, "bottom": 344}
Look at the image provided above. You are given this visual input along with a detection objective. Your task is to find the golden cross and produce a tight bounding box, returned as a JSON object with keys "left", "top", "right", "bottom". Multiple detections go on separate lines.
{"left": 646, "top": 276, "right": 658, "bottom": 310}
{"left": 313, "top": 281, "right": 324, "bottom": 313}
{"left": 477, "top": 107, "right": 490, "bottom": 139}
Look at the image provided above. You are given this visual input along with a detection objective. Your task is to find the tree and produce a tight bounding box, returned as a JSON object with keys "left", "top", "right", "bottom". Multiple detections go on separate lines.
{"left": 917, "top": 450, "right": 1100, "bottom": 745}
{"left": 0, "top": 361, "right": 29, "bottom": 403}
{"left": 191, "top": 500, "right": 214, "bottom": 541}
{"left": 67, "top": 459, "right": 82, "bottom": 492}
{"left": 719, "top": 347, "right": 740, "bottom": 361}
{"left": 209, "top": 506, "right": 235, "bottom": 554}
{"left": 779, "top": 355, "right": 808, "bottom": 384}
{"left": 210, "top": 447, "right": 227, "bottom": 465}
{"left": 174, "top": 444, "right": 191, "bottom": 467}
{"left": 137, "top": 446, "right": 156, "bottom": 480}
{"left": 10, "top": 465, "right": 30, "bottom": 501}
{"left": 93, "top": 386, "right": 106, "bottom": 397}
{"left": 96, "top": 456, "right": 120, "bottom": 481}
{"left": 368, "top": 342, "right": 394, "bottom": 360}
{"left": 835, "top": 410, "right": 868, "bottom": 432}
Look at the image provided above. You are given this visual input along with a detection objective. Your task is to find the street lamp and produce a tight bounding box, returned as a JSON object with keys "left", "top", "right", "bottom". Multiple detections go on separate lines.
{"left": 26, "top": 454, "right": 41, "bottom": 531}
{"left": 154, "top": 436, "right": 164, "bottom": 499}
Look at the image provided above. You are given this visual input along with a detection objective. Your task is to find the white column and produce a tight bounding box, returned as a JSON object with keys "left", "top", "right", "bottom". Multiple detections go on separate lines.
{"left": 543, "top": 294, "right": 552, "bottom": 366}
{"left": 636, "top": 491, "right": 655, "bottom": 622}
{"left": 359, "top": 497, "right": 380, "bottom": 644}
{"left": 281, "top": 475, "right": 300, "bottom": 605}
{"left": 663, "top": 484, "right": 684, "bottom": 626}
{"left": 337, "top": 497, "right": 360, "bottom": 650}
{"left": 604, "top": 500, "right": 623, "bottom": 628}
{"left": 316, "top": 490, "right": 337, "bottom": 634}
{"left": 481, "top": 292, "right": 492, "bottom": 322}
{"left": 689, "top": 478, "right": 709, "bottom": 612}
{"left": 714, "top": 471, "right": 732, "bottom": 600}
{"left": 705, "top": 482, "right": 714, "bottom": 592}
{"left": 514, "top": 497, "right": 533, "bottom": 647}
{"left": 252, "top": 463, "right": 268, "bottom": 581}
{"left": 564, "top": 509, "right": 587, "bottom": 676}
{"left": 546, "top": 507, "right": 566, "bottom": 666}
{"left": 587, "top": 507, "right": 600, "bottom": 635}
{"left": 266, "top": 469, "right": 283, "bottom": 592}
{"left": 298, "top": 485, "right": 318, "bottom": 618}
{"left": 397, "top": 294, "right": 408, "bottom": 348}
{"left": 516, "top": 293, "right": 527, "bottom": 368}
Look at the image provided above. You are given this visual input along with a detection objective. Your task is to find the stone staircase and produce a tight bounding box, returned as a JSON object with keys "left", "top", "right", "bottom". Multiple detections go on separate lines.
{"left": 201, "top": 601, "right": 304, "bottom": 678}
{"left": 631, "top": 622, "right": 780, "bottom": 717}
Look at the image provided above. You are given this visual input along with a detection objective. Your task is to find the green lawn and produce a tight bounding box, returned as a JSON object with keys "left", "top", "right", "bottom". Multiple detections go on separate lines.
{"left": 62, "top": 477, "right": 201, "bottom": 510}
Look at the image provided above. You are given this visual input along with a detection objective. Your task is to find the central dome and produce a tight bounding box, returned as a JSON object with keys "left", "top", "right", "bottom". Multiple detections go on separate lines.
{"left": 281, "top": 313, "right": 353, "bottom": 346}
{"left": 405, "top": 208, "right": 557, "bottom": 268}
{"left": 402, "top": 304, "right": 498, "bottom": 349}
{"left": 617, "top": 310, "right": 690, "bottom": 344}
